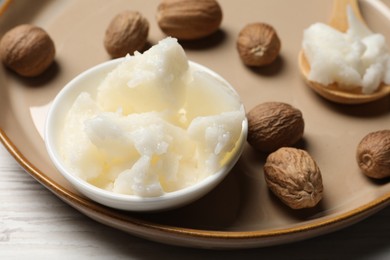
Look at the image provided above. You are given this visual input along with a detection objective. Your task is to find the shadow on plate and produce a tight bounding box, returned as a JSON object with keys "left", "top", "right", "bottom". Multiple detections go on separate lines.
{"left": 5, "top": 61, "right": 60, "bottom": 88}
{"left": 178, "top": 29, "right": 227, "bottom": 50}
{"left": 246, "top": 55, "right": 285, "bottom": 77}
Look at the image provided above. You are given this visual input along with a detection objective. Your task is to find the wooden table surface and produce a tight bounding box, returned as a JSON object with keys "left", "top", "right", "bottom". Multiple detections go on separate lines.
{"left": 1, "top": 143, "right": 390, "bottom": 259}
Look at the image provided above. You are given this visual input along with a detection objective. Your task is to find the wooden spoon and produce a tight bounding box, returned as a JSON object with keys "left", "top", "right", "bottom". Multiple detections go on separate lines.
{"left": 298, "top": 0, "right": 390, "bottom": 104}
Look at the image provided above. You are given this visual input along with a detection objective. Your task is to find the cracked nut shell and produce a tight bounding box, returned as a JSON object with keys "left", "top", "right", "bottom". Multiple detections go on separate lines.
{"left": 0, "top": 24, "right": 55, "bottom": 77}
{"left": 356, "top": 130, "right": 390, "bottom": 179}
{"left": 247, "top": 102, "right": 304, "bottom": 153}
{"left": 237, "top": 23, "right": 281, "bottom": 66}
{"left": 156, "top": 0, "right": 223, "bottom": 40}
{"left": 264, "top": 147, "right": 323, "bottom": 209}
{"left": 104, "top": 10, "right": 149, "bottom": 58}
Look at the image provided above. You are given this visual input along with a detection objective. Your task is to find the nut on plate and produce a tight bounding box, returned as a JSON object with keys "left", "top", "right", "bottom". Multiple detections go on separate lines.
{"left": 356, "top": 130, "right": 390, "bottom": 179}
{"left": 237, "top": 23, "right": 281, "bottom": 66}
{"left": 264, "top": 147, "right": 323, "bottom": 209}
{"left": 247, "top": 102, "right": 304, "bottom": 152}
{"left": 156, "top": 0, "right": 223, "bottom": 40}
{"left": 104, "top": 10, "right": 149, "bottom": 58}
{"left": 0, "top": 24, "right": 55, "bottom": 77}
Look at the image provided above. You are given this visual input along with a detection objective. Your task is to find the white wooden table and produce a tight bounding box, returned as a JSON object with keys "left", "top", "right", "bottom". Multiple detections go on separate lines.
{"left": 1, "top": 143, "right": 390, "bottom": 259}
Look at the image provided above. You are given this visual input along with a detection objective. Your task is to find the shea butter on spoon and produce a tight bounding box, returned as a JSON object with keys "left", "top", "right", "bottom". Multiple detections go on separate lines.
{"left": 45, "top": 37, "right": 247, "bottom": 211}
{"left": 299, "top": 0, "right": 390, "bottom": 104}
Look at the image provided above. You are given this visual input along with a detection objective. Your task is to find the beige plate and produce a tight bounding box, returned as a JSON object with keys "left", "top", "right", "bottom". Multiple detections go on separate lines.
{"left": 0, "top": 0, "right": 390, "bottom": 249}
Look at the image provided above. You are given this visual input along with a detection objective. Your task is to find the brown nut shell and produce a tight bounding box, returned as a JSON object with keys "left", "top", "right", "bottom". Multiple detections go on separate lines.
{"left": 0, "top": 24, "right": 55, "bottom": 77}
{"left": 104, "top": 10, "right": 149, "bottom": 58}
{"left": 237, "top": 23, "right": 281, "bottom": 66}
{"left": 264, "top": 147, "right": 323, "bottom": 209}
{"left": 356, "top": 130, "right": 390, "bottom": 179}
{"left": 156, "top": 0, "right": 222, "bottom": 40}
{"left": 247, "top": 102, "right": 304, "bottom": 152}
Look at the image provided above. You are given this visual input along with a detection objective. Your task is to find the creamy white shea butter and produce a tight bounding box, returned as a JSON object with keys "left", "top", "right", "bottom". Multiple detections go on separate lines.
{"left": 302, "top": 7, "right": 390, "bottom": 94}
{"left": 59, "top": 37, "right": 245, "bottom": 197}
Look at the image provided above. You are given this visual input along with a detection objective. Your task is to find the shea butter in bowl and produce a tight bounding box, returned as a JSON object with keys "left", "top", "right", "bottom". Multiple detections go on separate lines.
{"left": 45, "top": 37, "right": 247, "bottom": 211}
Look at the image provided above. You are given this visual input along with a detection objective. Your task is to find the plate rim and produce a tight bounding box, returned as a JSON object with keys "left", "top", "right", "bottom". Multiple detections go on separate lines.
{"left": 0, "top": 0, "right": 12, "bottom": 16}
{"left": 1, "top": 129, "right": 390, "bottom": 247}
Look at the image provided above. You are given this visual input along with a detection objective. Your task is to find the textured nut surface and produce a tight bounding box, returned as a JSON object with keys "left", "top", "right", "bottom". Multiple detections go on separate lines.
{"left": 0, "top": 24, "right": 55, "bottom": 77}
{"left": 237, "top": 23, "right": 281, "bottom": 66}
{"left": 356, "top": 130, "right": 390, "bottom": 179}
{"left": 104, "top": 10, "right": 149, "bottom": 58}
{"left": 247, "top": 102, "right": 304, "bottom": 152}
{"left": 156, "top": 0, "right": 222, "bottom": 40}
{"left": 264, "top": 147, "right": 323, "bottom": 209}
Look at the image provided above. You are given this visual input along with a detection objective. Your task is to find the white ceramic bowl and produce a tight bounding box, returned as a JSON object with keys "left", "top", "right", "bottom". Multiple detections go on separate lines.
{"left": 45, "top": 58, "right": 247, "bottom": 212}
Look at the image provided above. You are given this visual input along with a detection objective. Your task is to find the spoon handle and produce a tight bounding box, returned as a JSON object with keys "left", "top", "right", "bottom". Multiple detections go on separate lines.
{"left": 328, "top": 0, "right": 365, "bottom": 32}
